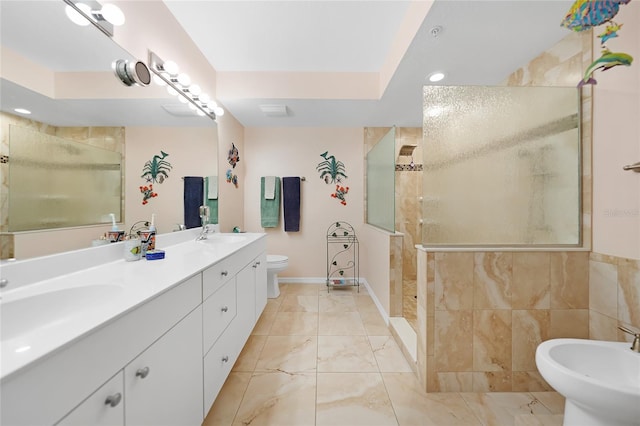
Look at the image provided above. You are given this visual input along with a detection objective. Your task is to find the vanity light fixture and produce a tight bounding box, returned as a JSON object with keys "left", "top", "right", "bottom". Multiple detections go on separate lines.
{"left": 63, "top": 0, "right": 125, "bottom": 38}
{"left": 148, "top": 50, "right": 224, "bottom": 121}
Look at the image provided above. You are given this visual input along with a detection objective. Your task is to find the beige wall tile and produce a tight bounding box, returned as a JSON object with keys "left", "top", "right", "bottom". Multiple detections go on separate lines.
{"left": 474, "top": 252, "right": 513, "bottom": 309}
{"left": 472, "top": 372, "right": 513, "bottom": 392}
{"left": 435, "top": 310, "right": 473, "bottom": 372}
{"left": 427, "top": 253, "right": 436, "bottom": 317}
{"left": 549, "top": 309, "right": 589, "bottom": 339}
{"left": 435, "top": 252, "right": 474, "bottom": 310}
{"left": 589, "top": 260, "right": 618, "bottom": 318}
{"left": 618, "top": 265, "right": 640, "bottom": 328}
{"left": 550, "top": 252, "right": 589, "bottom": 309}
{"left": 436, "top": 372, "right": 474, "bottom": 392}
{"left": 513, "top": 253, "right": 551, "bottom": 309}
{"left": 473, "top": 310, "right": 512, "bottom": 372}
{"left": 512, "top": 310, "right": 550, "bottom": 372}
{"left": 512, "top": 371, "right": 552, "bottom": 392}
{"left": 589, "top": 310, "right": 619, "bottom": 340}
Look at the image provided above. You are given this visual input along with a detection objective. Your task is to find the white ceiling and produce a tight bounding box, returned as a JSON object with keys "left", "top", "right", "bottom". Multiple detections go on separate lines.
{"left": 165, "top": 0, "right": 574, "bottom": 127}
{"left": 0, "top": 0, "right": 575, "bottom": 128}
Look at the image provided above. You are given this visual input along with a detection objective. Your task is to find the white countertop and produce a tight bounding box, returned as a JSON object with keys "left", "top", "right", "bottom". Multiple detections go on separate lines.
{"left": 0, "top": 230, "right": 265, "bottom": 381}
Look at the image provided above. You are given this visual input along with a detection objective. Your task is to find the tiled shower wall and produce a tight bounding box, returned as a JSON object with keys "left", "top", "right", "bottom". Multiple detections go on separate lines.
{"left": 417, "top": 250, "right": 590, "bottom": 392}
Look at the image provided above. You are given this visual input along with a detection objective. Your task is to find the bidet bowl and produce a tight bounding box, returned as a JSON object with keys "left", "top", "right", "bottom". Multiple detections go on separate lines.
{"left": 536, "top": 338, "right": 640, "bottom": 426}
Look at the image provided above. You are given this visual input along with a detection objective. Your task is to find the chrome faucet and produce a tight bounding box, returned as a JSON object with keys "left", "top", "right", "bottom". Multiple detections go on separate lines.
{"left": 618, "top": 325, "right": 640, "bottom": 353}
{"left": 196, "top": 206, "right": 210, "bottom": 241}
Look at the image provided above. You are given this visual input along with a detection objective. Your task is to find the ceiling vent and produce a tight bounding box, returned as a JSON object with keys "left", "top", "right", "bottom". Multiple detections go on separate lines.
{"left": 259, "top": 104, "right": 289, "bottom": 117}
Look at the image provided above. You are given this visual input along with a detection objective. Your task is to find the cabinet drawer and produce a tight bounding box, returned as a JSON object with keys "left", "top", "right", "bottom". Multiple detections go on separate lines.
{"left": 57, "top": 372, "right": 124, "bottom": 426}
{"left": 203, "top": 323, "right": 241, "bottom": 413}
{"left": 203, "top": 277, "right": 237, "bottom": 355}
{"left": 203, "top": 256, "right": 241, "bottom": 300}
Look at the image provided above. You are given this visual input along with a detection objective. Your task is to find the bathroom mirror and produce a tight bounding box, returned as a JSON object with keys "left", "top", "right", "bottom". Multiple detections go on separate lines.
{"left": 0, "top": 1, "right": 217, "bottom": 240}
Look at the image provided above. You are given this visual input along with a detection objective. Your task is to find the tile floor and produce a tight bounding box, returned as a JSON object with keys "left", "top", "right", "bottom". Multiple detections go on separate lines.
{"left": 203, "top": 283, "right": 565, "bottom": 426}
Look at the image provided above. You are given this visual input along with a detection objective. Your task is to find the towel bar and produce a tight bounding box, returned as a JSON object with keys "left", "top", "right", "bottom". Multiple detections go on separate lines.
{"left": 623, "top": 162, "right": 640, "bottom": 172}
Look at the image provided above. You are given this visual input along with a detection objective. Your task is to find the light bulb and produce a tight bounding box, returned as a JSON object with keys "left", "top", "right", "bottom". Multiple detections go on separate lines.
{"left": 163, "top": 60, "right": 179, "bottom": 75}
{"left": 190, "top": 85, "right": 202, "bottom": 96}
{"left": 100, "top": 3, "right": 125, "bottom": 26}
{"left": 177, "top": 73, "right": 191, "bottom": 87}
{"left": 152, "top": 74, "right": 166, "bottom": 86}
{"left": 208, "top": 100, "right": 218, "bottom": 109}
{"left": 65, "top": 3, "right": 91, "bottom": 26}
{"left": 178, "top": 94, "right": 188, "bottom": 104}
{"left": 213, "top": 106, "right": 224, "bottom": 117}
{"left": 428, "top": 72, "right": 445, "bottom": 82}
{"left": 198, "top": 93, "right": 210, "bottom": 104}
{"left": 14, "top": 108, "right": 31, "bottom": 115}
{"left": 166, "top": 85, "right": 178, "bottom": 96}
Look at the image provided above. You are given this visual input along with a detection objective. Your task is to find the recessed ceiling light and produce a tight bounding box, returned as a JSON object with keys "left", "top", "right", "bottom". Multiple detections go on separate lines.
{"left": 14, "top": 108, "right": 31, "bottom": 115}
{"left": 428, "top": 72, "right": 445, "bottom": 83}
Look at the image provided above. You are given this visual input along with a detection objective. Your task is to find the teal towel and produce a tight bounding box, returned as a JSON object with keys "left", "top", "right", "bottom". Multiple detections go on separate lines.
{"left": 204, "top": 177, "right": 219, "bottom": 224}
{"left": 261, "top": 176, "right": 280, "bottom": 228}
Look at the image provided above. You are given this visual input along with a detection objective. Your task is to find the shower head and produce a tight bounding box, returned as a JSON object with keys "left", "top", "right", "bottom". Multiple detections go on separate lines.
{"left": 398, "top": 145, "right": 417, "bottom": 157}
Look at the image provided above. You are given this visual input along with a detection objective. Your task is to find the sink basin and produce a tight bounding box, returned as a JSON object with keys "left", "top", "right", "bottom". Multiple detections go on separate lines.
{"left": 536, "top": 338, "right": 640, "bottom": 426}
{"left": 198, "top": 234, "right": 247, "bottom": 244}
{"left": 0, "top": 284, "right": 123, "bottom": 342}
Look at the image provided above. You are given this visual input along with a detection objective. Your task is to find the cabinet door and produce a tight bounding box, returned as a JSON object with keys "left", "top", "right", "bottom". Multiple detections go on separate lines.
{"left": 57, "top": 372, "right": 124, "bottom": 426}
{"left": 253, "top": 253, "right": 268, "bottom": 318}
{"left": 235, "top": 263, "right": 256, "bottom": 339}
{"left": 124, "top": 307, "right": 203, "bottom": 426}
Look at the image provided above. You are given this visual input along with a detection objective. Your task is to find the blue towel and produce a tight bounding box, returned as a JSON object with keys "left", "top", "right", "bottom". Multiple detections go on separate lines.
{"left": 282, "top": 177, "right": 301, "bottom": 232}
{"left": 261, "top": 176, "right": 281, "bottom": 228}
{"left": 184, "top": 176, "right": 203, "bottom": 229}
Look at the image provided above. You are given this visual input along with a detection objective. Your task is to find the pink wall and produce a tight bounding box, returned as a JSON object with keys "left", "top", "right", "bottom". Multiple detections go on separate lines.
{"left": 243, "top": 128, "right": 363, "bottom": 278}
{"left": 216, "top": 114, "right": 245, "bottom": 233}
{"left": 592, "top": 2, "right": 640, "bottom": 260}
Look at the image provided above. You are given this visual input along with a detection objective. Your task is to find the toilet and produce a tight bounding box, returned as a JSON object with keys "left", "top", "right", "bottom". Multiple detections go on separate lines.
{"left": 266, "top": 255, "right": 288, "bottom": 298}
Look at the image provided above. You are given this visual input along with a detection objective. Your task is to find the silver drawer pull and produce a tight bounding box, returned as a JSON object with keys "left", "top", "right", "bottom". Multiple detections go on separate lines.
{"left": 222, "top": 355, "right": 229, "bottom": 363}
{"left": 105, "top": 393, "right": 122, "bottom": 408}
{"left": 221, "top": 270, "right": 228, "bottom": 277}
{"left": 253, "top": 261, "right": 261, "bottom": 268}
{"left": 221, "top": 306, "right": 228, "bottom": 313}
{"left": 135, "top": 366, "right": 150, "bottom": 379}
{"left": 623, "top": 162, "right": 640, "bottom": 172}
{"left": 0, "top": 278, "right": 8, "bottom": 288}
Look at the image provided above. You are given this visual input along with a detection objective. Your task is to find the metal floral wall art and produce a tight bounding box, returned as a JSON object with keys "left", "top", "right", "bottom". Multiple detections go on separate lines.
{"left": 228, "top": 143, "right": 240, "bottom": 168}
{"left": 560, "top": 0, "right": 634, "bottom": 86}
{"left": 141, "top": 150, "right": 172, "bottom": 183}
{"left": 316, "top": 151, "right": 348, "bottom": 184}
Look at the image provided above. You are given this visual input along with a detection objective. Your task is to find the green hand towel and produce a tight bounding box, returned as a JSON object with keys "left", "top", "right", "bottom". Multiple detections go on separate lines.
{"left": 204, "top": 177, "right": 219, "bottom": 225}
{"left": 261, "top": 176, "right": 280, "bottom": 228}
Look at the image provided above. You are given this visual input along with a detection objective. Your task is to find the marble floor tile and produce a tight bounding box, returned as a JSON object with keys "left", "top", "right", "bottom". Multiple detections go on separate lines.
{"left": 283, "top": 283, "right": 324, "bottom": 295}
{"left": 316, "top": 372, "right": 398, "bottom": 426}
{"left": 233, "top": 372, "right": 316, "bottom": 426}
{"left": 278, "top": 294, "right": 320, "bottom": 312}
{"left": 232, "top": 335, "right": 267, "bottom": 372}
{"left": 318, "top": 294, "right": 358, "bottom": 312}
{"left": 255, "top": 335, "right": 317, "bottom": 373}
{"left": 460, "top": 392, "right": 553, "bottom": 426}
{"left": 359, "top": 308, "right": 392, "bottom": 336}
{"left": 252, "top": 311, "right": 277, "bottom": 336}
{"left": 368, "top": 336, "right": 413, "bottom": 372}
{"left": 270, "top": 311, "right": 319, "bottom": 335}
{"left": 382, "top": 373, "right": 481, "bottom": 426}
{"left": 263, "top": 296, "right": 283, "bottom": 313}
{"left": 514, "top": 414, "right": 564, "bottom": 426}
{"left": 318, "top": 311, "right": 366, "bottom": 335}
{"left": 203, "top": 372, "right": 251, "bottom": 426}
{"left": 530, "top": 392, "right": 565, "bottom": 414}
{"left": 317, "top": 335, "right": 378, "bottom": 372}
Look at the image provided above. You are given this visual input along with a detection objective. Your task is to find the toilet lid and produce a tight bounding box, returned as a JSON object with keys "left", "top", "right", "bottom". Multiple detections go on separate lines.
{"left": 267, "top": 255, "right": 288, "bottom": 263}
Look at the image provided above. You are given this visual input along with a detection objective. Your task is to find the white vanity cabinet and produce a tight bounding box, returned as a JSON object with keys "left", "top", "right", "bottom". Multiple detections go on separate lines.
{"left": 56, "top": 372, "right": 124, "bottom": 426}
